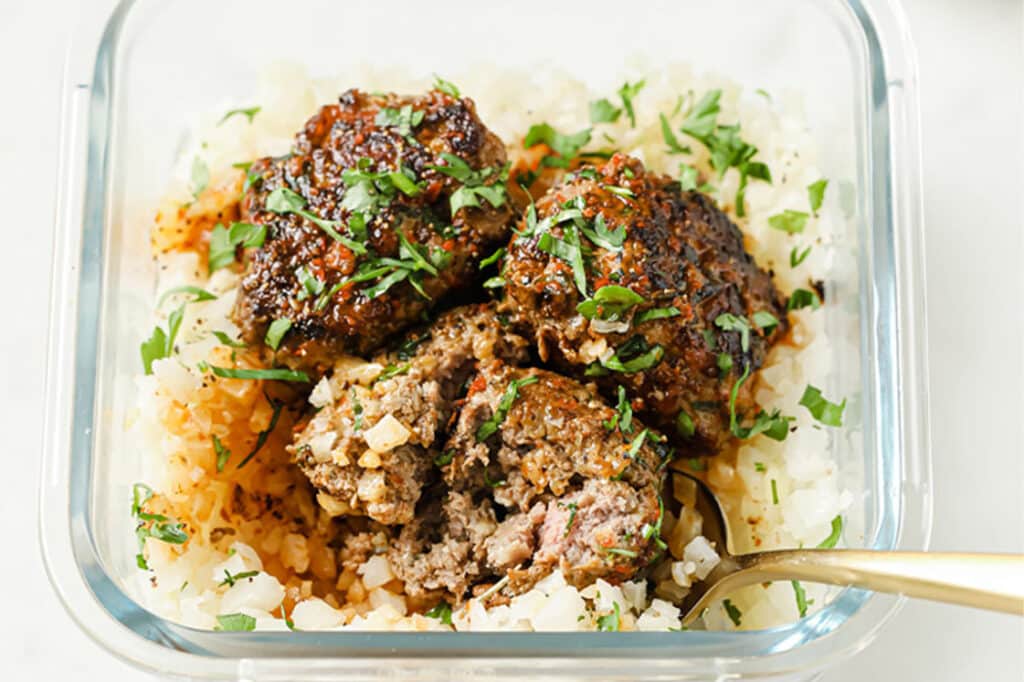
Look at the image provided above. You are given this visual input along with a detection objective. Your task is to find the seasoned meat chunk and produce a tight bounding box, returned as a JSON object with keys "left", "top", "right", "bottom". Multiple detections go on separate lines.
{"left": 233, "top": 88, "right": 513, "bottom": 372}
{"left": 501, "top": 153, "right": 788, "bottom": 451}
{"left": 290, "top": 304, "right": 528, "bottom": 525}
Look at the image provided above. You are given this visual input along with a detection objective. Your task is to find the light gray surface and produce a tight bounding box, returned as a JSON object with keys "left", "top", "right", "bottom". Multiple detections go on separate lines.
{"left": 1, "top": 0, "right": 1021, "bottom": 679}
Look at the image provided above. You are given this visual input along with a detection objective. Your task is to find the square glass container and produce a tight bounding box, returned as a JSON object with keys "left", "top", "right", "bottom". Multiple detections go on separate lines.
{"left": 41, "top": 0, "right": 931, "bottom": 679}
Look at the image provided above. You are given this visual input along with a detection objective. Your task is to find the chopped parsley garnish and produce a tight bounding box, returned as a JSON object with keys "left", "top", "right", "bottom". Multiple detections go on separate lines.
{"left": 660, "top": 114, "right": 692, "bottom": 154}
{"left": 675, "top": 90, "right": 771, "bottom": 216}
{"left": 236, "top": 394, "right": 285, "bottom": 469}
{"left": 395, "top": 333, "right": 430, "bottom": 360}
{"left": 211, "top": 331, "right": 246, "bottom": 348}
{"left": 768, "top": 209, "right": 809, "bottom": 234}
{"left": 266, "top": 187, "right": 367, "bottom": 254}
{"left": 717, "top": 352, "right": 734, "bottom": 376}
{"left": 428, "top": 153, "right": 508, "bottom": 216}
{"left": 599, "top": 336, "right": 665, "bottom": 373}
{"left": 603, "top": 386, "right": 633, "bottom": 433}
{"left": 218, "top": 106, "right": 261, "bottom": 125}
{"left": 754, "top": 461, "right": 766, "bottom": 472}
{"left": 212, "top": 435, "right": 231, "bottom": 472}
{"left": 596, "top": 602, "right": 622, "bottom": 631}
{"left": 807, "top": 179, "right": 828, "bottom": 215}
{"left": 818, "top": 515, "right": 844, "bottom": 549}
{"left": 577, "top": 285, "right": 645, "bottom": 321}
{"left": 191, "top": 156, "right": 209, "bottom": 200}
{"left": 351, "top": 389, "right": 364, "bottom": 431}
{"left": 562, "top": 501, "right": 579, "bottom": 536}
{"left": 687, "top": 457, "right": 706, "bottom": 472}
{"left": 482, "top": 276, "right": 505, "bottom": 289}
{"left": 375, "top": 363, "right": 411, "bottom": 384}
{"left": 580, "top": 213, "right": 627, "bottom": 252}
{"left": 375, "top": 104, "right": 425, "bottom": 138}
{"left": 341, "top": 228, "right": 448, "bottom": 301}
{"left": 131, "top": 482, "right": 188, "bottom": 570}
{"left": 676, "top": 410, "right": 696, "bottom": 439}
{"left": 618, "top": 80, "right": 646, "bottom": 127}
{"left": 752, "top": 311, "right": 780, "bottom": 334}
{"left": 140, "top": 304, "right": 185, "bottom": 375}
{"left": 726, "top": 363, "right": 794, "bottom": 441}
{"left": 714, "top": 313, "right": 752, "bottom": 352}
{"left": 635, "top": 306, "right": 681, "bottom": 324}
{"left": 723, "top": 599, "right": 743, "bottom": 627}
{"left": 264, "top": 318, "right": 292, "bottom": 351}
{"left": 792, "top": 580, "right": 811, "bottom": 617}
{"left": 678, "top": 164, "right": 699, "bottom": 191}
{"left": 215, "top": 613, "right": 256, "bottom": 632}
{"left": 589, "top": 98, "right": 621, "bottom": 124}
{"left": 209, "top": 221, "right": 267, "bottom": 272}
{"left": 219, "top": 569, "right": 259, "bottom": 587}
{"left": 787, "top": 288, "right": 822, "bottom": 311}
{"left": 432, "top": 74, "right": 461, "bottom": 98}
{"left": 799, "top": 385, "right": 846, "bottom": 426}
{"left": 626, "top": 428, "right": 652, "bottom": 459}
{"left": 604, "top": 184, "right": 635, "bottom": 199}
{"left": 771, "top": 479, "right": 780, "bottom": 504}
{"left": 158, "top": 286, "right": 217, "bottom": 307}
{"left": 476, "top": 375, "right": 539, "bottom": 441}
{"left": 479, "top": 247, "right": 505, "bottom": 269}
{"left": 641, "top": 496, "right": 668, "bottom": 553}
{"left": 604, "top": 547, "right": 638, "bottom": 559}
{"left": 198, "top": 362, "right": 310, "bottom": 383}
{"left": 433, "top": 449, "right": 454, "bottom": 467}
{"left": 523, "top": 123, "right": 592, "bottom": 165}
{"left": 295, "top": 266, "right": 325, "bottom": 301}
{"left": 537, "top": 225, "right": 588, "bottom": 296}
{"left": 790, "top": 245, "right": 812, "bottom": 267}
{"left": 424, "top": 602, "right": 453, "bottom": 625}
{"left": 483, "top": 470, "right": 507, "bottom": 488}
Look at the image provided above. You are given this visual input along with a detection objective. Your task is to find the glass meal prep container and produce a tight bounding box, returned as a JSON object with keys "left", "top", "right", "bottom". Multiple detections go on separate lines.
{"left": 41, "top": 0, "right": 931, "bottom": 679}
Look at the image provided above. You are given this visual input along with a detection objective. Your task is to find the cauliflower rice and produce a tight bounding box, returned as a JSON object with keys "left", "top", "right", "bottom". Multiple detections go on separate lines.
{"left": 130, "top": 63, "right": 851, "bottom": 633}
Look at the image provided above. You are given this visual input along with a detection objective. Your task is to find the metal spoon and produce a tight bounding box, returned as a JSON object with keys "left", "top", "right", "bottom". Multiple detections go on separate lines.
{"left": 671, "top": 471, "right": 1024, "bottom": 626}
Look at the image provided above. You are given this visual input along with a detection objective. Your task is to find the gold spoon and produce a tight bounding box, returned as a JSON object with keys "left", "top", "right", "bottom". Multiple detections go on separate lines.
{"left": 672, "top": 471, "right": 1024, "bottom": 626}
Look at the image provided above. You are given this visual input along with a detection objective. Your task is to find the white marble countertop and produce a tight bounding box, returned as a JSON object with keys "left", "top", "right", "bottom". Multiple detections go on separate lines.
{"left": 1, "top": 0, "right": 1020, "bottom": 679}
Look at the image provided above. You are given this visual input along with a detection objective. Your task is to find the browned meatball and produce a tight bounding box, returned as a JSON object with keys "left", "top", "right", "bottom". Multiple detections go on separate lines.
{"left": 290, "top": 303, "right": 528, "bottom": 525}
{"left": 500, "top": 153, "right": 788, "bottom": 451}
{"left": 233, "top": 88, "right": 513, "bottom": 372}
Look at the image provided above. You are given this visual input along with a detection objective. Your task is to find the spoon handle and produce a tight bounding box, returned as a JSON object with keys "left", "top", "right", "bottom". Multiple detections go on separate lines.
{"left": 738, "top": 550, "right": 1024, "bottom": 615}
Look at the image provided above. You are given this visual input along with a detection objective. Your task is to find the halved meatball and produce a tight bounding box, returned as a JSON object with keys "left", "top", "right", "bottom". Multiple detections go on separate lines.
{"left": 500, "top": 153, "right": 788, "bottom": 451}
{"left": 233, "top": 88, "right": 513, "bottom": 372}
{"left": 290, "top": 304, "right": 528, "bottom": 525}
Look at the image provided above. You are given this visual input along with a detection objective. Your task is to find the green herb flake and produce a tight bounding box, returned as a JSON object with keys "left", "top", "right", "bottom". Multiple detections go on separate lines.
{"left": 617, "top": 80, "right": 646, "bottom": 128}
{"left": 375, "top": 363, "right": 411, "bottom": 384}
{"left": 523, "top": 123, "right": 592, "bottom": 160}
{"left": 770, "top": 479, "right": 780, "bottom": 504}
{"left": 754, "top": 461, "right": 766, "bottom": 472}
{"left": 424, "top": 601, "right": 454, "bottom": 625}
{"left": 675, "top": 410, "right": 695, "bottom": 439}
{"left": 604, "top": 547, "right": 639, "bottom": 559}
{"left": 787, "top": 288, "right": 822, "bottom": 311}
{"left": 635, "top": 307, "right": 681, "bottom": 324}
{"left": 717, "top": 352, "right": 734, "bottom": 376}
{"left": 211, "top": 331, "right": 246, "bottom": 348}
{"left": 158, "top": 286, "right": 217, "bottom": 308}
{"left": 198, "top": 362, "right": 310, "bottom": 383}
{"left": 191, "top": 156, "right": 209, "bottom": 199}
{"left": 792, "top": 580, "right": 810, "bottom": 617}
{"left": 264, "top": 318, "right": 292, "bottom": 351}
{"left": 600, "top": 336, "right": 665, "bottom": 374}
{"left": 433, "top": 449, "right": 454, "bottom": 467}
{"left": 596, "top": 602, "right": 622, "bottom": 631}
{"left": 476, "top": 375, "right": 539, "bottom": 442}
{"left": 626, "top": 428, "right": 651, "bottom": 460}
{"left": 604, "top": 386, "right": 634, "bottom": 433}
{"left": 432, "top": 75, "right": 461, "bottom": 98}
{"left": 687, "top": 457, "right": 706, "bottom": 472}
{"left": 215, "top": 613, "right": 257, "bottom": 632}
{"left": 479, "top": 247, "right": 505, "bottom": 269}
{"left": 752, "top": 311, "right": 780, "bottom": 334}
{"left": 140, "top": 304, "right": 185, "bottom": 374}
{"left": 295, "top": 266, "right": 325, "bottom": 301}
{"left": 219, "top": 569, "right": 259, "bottom": 587}
{"left": 537, "top": 226, "right": 588, "bottom": 296}
{"left": 576, "top": 285, "right": 645, "bottom": 321}
{"left": 799, "top": 385, "right": 846, "bottom": 427}
{"left": 807, "top": 179, "right": 828, "bottom": 215}
{"left": 589, "top": 98, "right": 621, "bottom": 124}
{"left": 714, "top": 313, "right": 752, "bottom": 353}
{"left": 723, "top": 599, "right": 743, "bottom": 627}
{"left": 213, "top": 435, "right": 231, "bottom": 472}
{"left": 660, "top": 114, "right": 691, "bottom": 155}
{"left": 768, "top": 209, "right": 809, "bottom": 235}
{"left": 562, "top": 501, "right": 580, "bottom": 537}
{"left": 790, "top": 245, "right": 812, "bottom": 267}
{"left": 678, "top": 164, "right": 699, "bottom": 191}
{"left": 818, "top": 515, "right": 844, "bottom": 549}
{"left": 218, "top": 107, "right": 261, "bottom": 125}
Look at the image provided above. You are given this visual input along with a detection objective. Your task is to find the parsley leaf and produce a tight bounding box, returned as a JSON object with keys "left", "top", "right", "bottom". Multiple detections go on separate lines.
{"left": 792, "top": 580, "right": 810, "bottom": 617}
{"left": 211, "top": 331, "right": 246, "bottom": 348}
{"left": 599, "top": 336, "right": 665, "bottom": 373}
{"left": 375, "top": 104, "right": 425, "bottom": 137}
{"left": 635, "top": 307, "right": 681, "bottom": 324}
{"left": 752, "top": 311, "right": 780, "bottom": 334}
{"left": 208, "top": 222, "right": 267, "bottom": 273}
{"left": 198, "top": 363, "right": 309, "bottom": 383}
{"left": 617, "top": 80, "right": 646, "bottom": 127}
{"left": 424, "top": 602, "right": 453, "bottom": 625}
{"left": 799, "top": 385, "right": 846, "bottom": 426}
{"left": 771, "top": 479, "right": 780, "bottom": 504}
{"left": 723, "top": 599, "right": 743, "bottom": 627}
{"left": 768, "top": 210, "right": 809, "bottom": 234}
{"left": 577, "top": 285, "right": 645, "bottom": 321}
{"left": 596, "top": 602, "right": 622, "bottom": 632}
{"left": 818, "top": 515, "right": 843, "bottom": 549}
{"left": 158, "top": 286, "right": 217, "bottom": 308}
{"left": 604, "top": 386, "right": 633, "bottom": 433}
{"left": 213, "top": 435, "right": 231, "bottom": 472}
{"left": 790, "top": 245, "right": 812, "bottom": 267}
{"left": 218, "top": 107, "right": 261, "bottom": 125}
{"left": 433, "top": 449, "right": 454, "bottom": 467}
{"left": 579, "top": 213, "right": 626, "bottom": 252}
{"left": 215, "top": 613, "right": 256, "bottom": 632}
{"left": 714, "top": 313, "right": 752, "bottom": 352}
{"left": 264, "top": 318, "right": 292, "bottom": 351}
{"left": 140, "top": 304, "right": 185, "bottom": 374}
{"left": 676, "top": 410, "right": 695, "bottom": 439}
{"left": 476, "top": 375, "right": 539, "bottom": 442}
{"left": 589, "top": 98, "right": 621, "bottom": 124}
{"left": 660, "top": 114, "right": 692, "bottom": 154}
{"left": 523, "top": 123, "right": 592, "bottom": 160}
{"left": 678, "top": 164, "right": 699, "bottom": 191}
{"left": 295, "top": 265, "right": 325, "bottom": 301}
{"left": 191, "top": 157, "right": 209, "bottom": 200}
{"left": 374, "top": 363, "right": 411, "bottom": 384}
{"left": 235, "top": 394, "right": 285, "bottom": 469}
{"left": 266, "top": 187, "right": 367, "bottom": 254}
{"left": 807, "top": 179, "right": 828, "bottom": 215}
{"left": 220, "top": 569, "right": 259, "bottom": 587}
{"left": 428, "top": 152, "right": 508, "bottom": 215}
{"left": 787, "top": 288, "right": 822, "bottom": 311}
{"left": 432, "top": 75, "right": 460, "bottom": 98}
{"left": 537, "top": 226, "right": 588, "bottom": 296}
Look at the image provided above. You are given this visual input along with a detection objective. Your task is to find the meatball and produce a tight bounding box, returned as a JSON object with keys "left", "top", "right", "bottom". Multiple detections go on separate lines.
{"left": 290, "top": 304, "right": 528, "bottom": 525}
{"left": 500, "top": 153, "right": 788, "bottom": 451}
{"left": 233, "top": 88, "right": 513, "bottom": 372}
